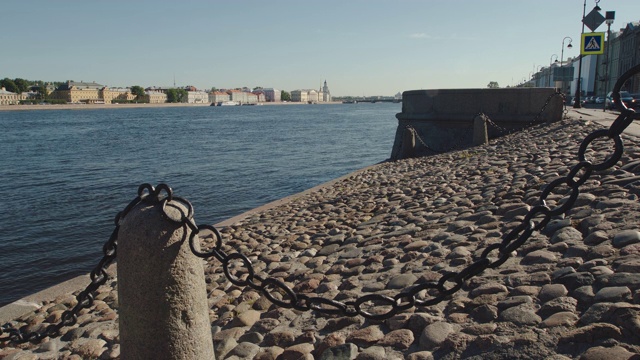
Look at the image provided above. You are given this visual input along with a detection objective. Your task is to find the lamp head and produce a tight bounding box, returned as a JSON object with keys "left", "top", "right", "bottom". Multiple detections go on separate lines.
{"left": 568, "top": 43, "right": 573, "bottom": 49}
{"left": 606, "top": 11, "right": 615, "bottom": 25}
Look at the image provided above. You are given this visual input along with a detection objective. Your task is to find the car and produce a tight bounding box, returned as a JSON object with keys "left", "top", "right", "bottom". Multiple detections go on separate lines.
{"left": 569, "top": 97, "right": 586, "bottom": 106}
{"left": 632, "top": 94, "right": 640, "bottom": 109}
{"left": 595, "top": 97, "right": 605, "bottom": 104}
{"left": 607, "top": 91, "right": 635, "bottom": 109}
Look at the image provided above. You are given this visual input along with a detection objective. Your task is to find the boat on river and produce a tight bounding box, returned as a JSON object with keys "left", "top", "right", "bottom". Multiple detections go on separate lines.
{"left": 212, "top": 101, "right": 239, "bottom": 106}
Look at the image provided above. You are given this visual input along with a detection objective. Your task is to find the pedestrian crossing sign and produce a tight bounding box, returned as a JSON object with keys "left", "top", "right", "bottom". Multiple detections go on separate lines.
{"left": 581, "top": 32, "right": 605, "bottom": 55}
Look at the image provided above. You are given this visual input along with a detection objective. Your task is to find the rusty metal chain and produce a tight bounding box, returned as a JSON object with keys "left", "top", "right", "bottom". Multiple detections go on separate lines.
{"left": 409, "top": 90, "right": 566, "bottom": 152}
{"left": 3, "top": 65, "right": 639, "bottom": 344}
{"left": 183, "top": 65, "right": 639, "bottom": 320}
{"left": 485, "top": 90, "right": 566, "bottom": 135}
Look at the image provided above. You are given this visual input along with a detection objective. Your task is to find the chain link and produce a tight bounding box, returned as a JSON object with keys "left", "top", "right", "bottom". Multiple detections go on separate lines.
{"left": 2, "top": 65, "right": 639, "bottom": 344}
{"left": 485, "top": 90, "right": 566, "bottom": 135}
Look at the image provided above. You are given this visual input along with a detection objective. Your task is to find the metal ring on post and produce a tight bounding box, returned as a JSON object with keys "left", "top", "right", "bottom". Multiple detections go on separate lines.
{"left": 160, "top": 195, "right": 194, "bottom": 224}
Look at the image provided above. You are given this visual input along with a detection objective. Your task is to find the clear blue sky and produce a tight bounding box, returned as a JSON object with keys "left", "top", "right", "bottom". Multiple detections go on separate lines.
{"left": 1, "top": 0, "right": 638, "bottom": 96}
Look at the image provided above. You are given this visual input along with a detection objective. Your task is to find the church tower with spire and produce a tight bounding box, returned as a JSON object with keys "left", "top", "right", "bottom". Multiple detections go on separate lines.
{"left": 322, "top": 80, "right": 331, "bottom": 102}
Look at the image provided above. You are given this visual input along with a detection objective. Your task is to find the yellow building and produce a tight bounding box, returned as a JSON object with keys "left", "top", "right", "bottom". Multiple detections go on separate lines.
{"left": 104, "top": 88, "right": 136, "bottom": 103}
{"left": 50, "top": 81, "right": 141, "bottom": 104}
{"left": 50, "top": 81, "right": 105, "bottom": 103}
{"left": 145, "top": 91, "right": 167, "bottom": 104}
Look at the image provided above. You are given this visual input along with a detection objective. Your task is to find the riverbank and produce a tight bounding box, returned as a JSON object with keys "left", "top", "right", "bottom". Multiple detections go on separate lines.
{"left": 0, "top": 101, "right": 344, "bottom": 112}
{"left": 3, "top": 110, "right": 640, "bottom": 359}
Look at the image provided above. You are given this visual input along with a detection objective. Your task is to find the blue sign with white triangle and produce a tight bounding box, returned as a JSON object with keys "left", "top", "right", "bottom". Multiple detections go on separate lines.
{"left": 581, "top": 32, "right": 605, "bottom": 55}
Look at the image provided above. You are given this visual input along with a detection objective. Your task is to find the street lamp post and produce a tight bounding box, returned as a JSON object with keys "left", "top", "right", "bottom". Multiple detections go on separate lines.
{"left": 560, "top": 37, "right": 573, "bottom": 94}
{"left": 574, "top": 0, "right": 603, "bottom": 108}
{"left": 603, "top": 11, "right": 615, "bottom": 112}
{"left": 550, "top": 54, "right": 559, "bottom": 87}
{"left": 574, "top": 0, "right": 588, "bottom": 108}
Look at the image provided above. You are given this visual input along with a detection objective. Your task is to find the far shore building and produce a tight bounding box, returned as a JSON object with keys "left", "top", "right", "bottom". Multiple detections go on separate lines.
{"left": 291, "top": 81, "right": 331, "bottom": 103}
{"left": 291, "top": 89, "right": 319, "bottom": 103}
{"left": 145, "top": 90, "right": 167, "bottom": 104}
{"left": 246, "top": 92, "right": 258, "bottom": 104}
{"left": 104, "top": 87, "right": 136, "bottom": 103}
{"left": 186, "top": 89, "right": 210, "bottom": 104}
{"left": 0, "top": 87, "right": 22, "bottom": 105}
{"left": 290, "top": 89, "right": 308, "bottom": 103}
{"left": 209, "top": 91, "right": 230, "bottom": 104}
{"left": 252, "top": 90, "right": 266, "bottom": 103}
{"left": 49, "top": 81, "right": 140, "bottom": 104}
{"left": 321, "top": 80, "right": 331, "bottom": 102}
{"left": 227, "top": 89, "right": 258, "bottom": 105}
{"left": 259, "top": 88, "right": 280, "bottom": 102}
{"left": 50, "top": 81, "right": 105, "bottom": 104}
{"left": 227, "top": 89, "right": 246, "bottom": 104}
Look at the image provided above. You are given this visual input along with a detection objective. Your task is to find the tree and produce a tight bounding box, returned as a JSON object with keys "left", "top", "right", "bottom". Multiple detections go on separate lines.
{"left": 130, "top": 85, "right": 145, "bottom": 99}
{"left": 166, "top": 88, "right": 188, "bottom": 103}
{"left": 487, "top": 81, "right": 500, "bottom": 89}
{"left": 281, "top": 90, "right": 291, "bottom": 101}
{"left": 13, "top": 78, "right": 29, "bottom": 93}
{"left": 211, "top": 87, "right": 218, "bottom": 92}
{"left": 1, "top": 78, "right": 19, "bottom": 93}
{"left": 37, "top": 84, "right": 49, "bottom": 100}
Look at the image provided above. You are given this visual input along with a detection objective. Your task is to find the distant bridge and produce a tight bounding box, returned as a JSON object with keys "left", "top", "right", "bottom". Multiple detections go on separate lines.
{"left": 342, "top": 98, "right": 401, "bottom": 103}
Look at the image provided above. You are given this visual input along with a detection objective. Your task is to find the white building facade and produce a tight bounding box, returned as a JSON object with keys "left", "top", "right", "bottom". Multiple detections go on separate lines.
{"left": 187, "top": 90, "right": 210, "bottom": 104}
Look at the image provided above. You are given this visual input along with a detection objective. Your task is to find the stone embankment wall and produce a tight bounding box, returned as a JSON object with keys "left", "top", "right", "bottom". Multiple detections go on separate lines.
{"left": 391, "top": 87, "right": 564, "bottom": 159}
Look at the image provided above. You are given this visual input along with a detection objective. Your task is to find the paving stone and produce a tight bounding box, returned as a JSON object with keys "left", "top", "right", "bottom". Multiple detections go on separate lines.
{"left": 318, "top": 343, "right": 358, "bottom": 360}
{"left": 538, "top": 284, "right": 569, "bottom": 302}
{"left": 593, "top": 286, "right": 632, "bottom": 303}
{"left": 579, "top": 345, "right": 639, "bottom": 360}
{"left": 419, "top": 322, "right": 455, "bottom": 350}
{"left": 498, "top": 306, "right": 541, "bottom": 326}
{"left": 612, "top": 230, "right": 640, "bottom": 248}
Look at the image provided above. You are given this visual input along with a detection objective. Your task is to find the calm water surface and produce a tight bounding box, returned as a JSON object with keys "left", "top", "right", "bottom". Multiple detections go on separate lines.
{"left": 0, "top": 103, "right": 399, "bottom": 306}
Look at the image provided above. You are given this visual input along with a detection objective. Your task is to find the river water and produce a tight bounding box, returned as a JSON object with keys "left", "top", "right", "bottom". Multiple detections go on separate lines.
{"left": 0, "top": 103, "right": 400, "bottom": 306}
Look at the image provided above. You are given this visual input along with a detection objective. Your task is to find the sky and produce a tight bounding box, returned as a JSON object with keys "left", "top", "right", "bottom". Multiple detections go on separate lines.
{"left": 1, "top": 0, "right": 639, "bottom": 97}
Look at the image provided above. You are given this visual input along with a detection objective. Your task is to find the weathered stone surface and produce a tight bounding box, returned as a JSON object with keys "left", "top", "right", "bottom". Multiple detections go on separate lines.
{"left": 419, "top": 322, "right": 455, "bottom": 350}
{"left": 498, "top": 306, "right": 542, "bottom": 325}
{"left": 318, "top": 343, "right": 358, "bottom": 360}
{"left": 550, "top": 226, "right": 583, "bottom": 244}
{"left": 538, "top": 284, "right": 569, "bottom": 303}
{"left": 386, "top": 274, "right": 418, "bottom": 289}
{"left": 345, "top": 325, "right": 385, "bottom": 347}
{"left": 378, "top": 329, "right": 415, "bottom": 350}
{"left": 281, "top": 343, "right": 315, "bottom": 360}
{"left": 593, "top": 286, "right": 632, "bottom": 303}
{"left": 540, "top": 312, "right": 579, "bottom": 328}
{"left": 579, "top": 345, "right": 639, "bottom": 360}
{"left": 612, "top": 230, "right": 640, "bottom": 248}
{"left": 226, "top": 342, "right": 260, "bottom": 359}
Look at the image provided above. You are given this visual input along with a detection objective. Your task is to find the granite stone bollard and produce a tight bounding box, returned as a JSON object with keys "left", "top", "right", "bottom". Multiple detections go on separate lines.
{"left": 399, "top": 126, "right": 416, "bottom": 159}
{"left": 118, "top": 195, "right": 215, "bottom": 359}
{"left": 473, "top": 114, "right": 488, "bottom": 146}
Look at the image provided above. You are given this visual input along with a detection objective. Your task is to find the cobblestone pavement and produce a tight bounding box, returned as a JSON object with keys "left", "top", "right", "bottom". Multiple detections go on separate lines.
{"left": 3, "top": 116, "right": 640, "bottom": 359}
